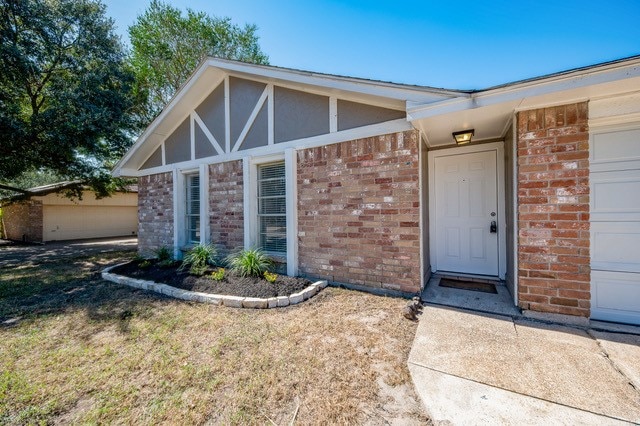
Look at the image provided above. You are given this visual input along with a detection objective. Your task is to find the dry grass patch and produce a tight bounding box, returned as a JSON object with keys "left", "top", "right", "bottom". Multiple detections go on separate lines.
{"left": 0, "top": 250, "right": 428, "bottom": 425}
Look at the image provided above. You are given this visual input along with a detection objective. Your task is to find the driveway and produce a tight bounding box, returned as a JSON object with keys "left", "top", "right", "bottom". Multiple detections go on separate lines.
{"left": 0, "top": 237, "right": 137, "bottom": 268}
{"left": 409, "top": 303, "right": 640, "bottom": 424}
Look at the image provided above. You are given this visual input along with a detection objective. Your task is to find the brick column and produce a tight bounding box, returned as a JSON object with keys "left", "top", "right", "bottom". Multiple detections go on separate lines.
{"left": 138, "top": 172, "right": 174, "bottom": 255}
{"left": 209, "top": 160, "right": 244, "bottom": 255}
{"left": 517, "top": 102, "right": 590, "bottom": 317}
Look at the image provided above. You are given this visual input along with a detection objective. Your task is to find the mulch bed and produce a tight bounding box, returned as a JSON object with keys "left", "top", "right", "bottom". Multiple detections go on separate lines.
{"left": 111, "top": 261, "right": 312, "bottom": 298}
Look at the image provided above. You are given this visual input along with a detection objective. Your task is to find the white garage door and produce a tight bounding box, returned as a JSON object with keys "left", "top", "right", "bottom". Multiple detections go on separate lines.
{"left": 43, "top": 205, "right": 138, "bottom": 242}
{"left": 590, "top": 126, "right": 640, "bottom": 325}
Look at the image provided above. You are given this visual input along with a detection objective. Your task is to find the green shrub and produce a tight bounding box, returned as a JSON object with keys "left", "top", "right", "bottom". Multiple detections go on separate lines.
{"left": 139, "top": 260, "right": 151, "bottom": 269}
{"left": 154, "top": 246, "right": 172, "bottom": 262}
{"left": 180, "top": 244, "right": 217, "bottom": 276}
{"left": 226, "top": 248, "right": 273, "bottom": 278}
{"left": 210, "top": 267, "right": 225, "bottom": 281}
{"left": 263, "top": 271, "right": 277, "bottom": 283}
{"left": 154, "top": 246, "right": 177, "bottom": 267}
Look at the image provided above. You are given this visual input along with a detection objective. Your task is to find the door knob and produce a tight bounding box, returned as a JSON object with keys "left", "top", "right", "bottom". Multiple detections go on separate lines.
{"left": 490, "top": 220, "right": 497, "bottom": 233}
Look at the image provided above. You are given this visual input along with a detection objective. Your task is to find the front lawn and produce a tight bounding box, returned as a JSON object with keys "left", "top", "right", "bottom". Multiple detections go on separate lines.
{"left": 0, "top": 250, "right": 428, "bottom": 424}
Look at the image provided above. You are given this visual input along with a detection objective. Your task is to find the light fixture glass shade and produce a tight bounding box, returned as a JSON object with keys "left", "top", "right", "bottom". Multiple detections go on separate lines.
{"left": 452, "top": 129, "right": 474, "bottom": 145}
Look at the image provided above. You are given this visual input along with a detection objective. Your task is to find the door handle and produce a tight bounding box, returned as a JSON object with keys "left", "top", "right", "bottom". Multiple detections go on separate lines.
{"left": 490, "top": 220, "right": 497, "bottom": 233}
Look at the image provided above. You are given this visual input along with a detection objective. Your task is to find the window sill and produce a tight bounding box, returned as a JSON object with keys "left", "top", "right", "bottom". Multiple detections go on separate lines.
{"left": 265, "top": 253, "right": 286, "bottom": 264}
{"left": 180, "top": 243, "right": 199, "bottom": 252}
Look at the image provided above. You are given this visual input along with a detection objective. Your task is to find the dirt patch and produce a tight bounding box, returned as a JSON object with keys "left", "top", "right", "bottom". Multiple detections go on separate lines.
{"left": 112, "top": 261, "right": 312, "bottom": 298}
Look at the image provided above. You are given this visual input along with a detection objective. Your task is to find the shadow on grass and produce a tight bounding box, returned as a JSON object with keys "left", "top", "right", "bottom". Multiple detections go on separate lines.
{"left": 0, "top": 251, "right": 178, "bottom": 332}
{"left": 0, "top": 237, "right": 138, "bottom": 269}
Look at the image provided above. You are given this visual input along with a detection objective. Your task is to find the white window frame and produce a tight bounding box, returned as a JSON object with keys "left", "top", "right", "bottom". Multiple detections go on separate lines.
{"left": 173, "top": 165, "right": 209, "bottom": 258}
{"left": 256, "top": 161, "right": 287, "bottom": 256}
{"left": 185, "top": 173, "right": 201, "bottom": 244}
{"left": 244, "top": 149, "right": 298, "bottom": 276}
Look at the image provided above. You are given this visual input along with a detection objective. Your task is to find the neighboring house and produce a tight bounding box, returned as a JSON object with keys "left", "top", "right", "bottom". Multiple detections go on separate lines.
{"left": 1, "top": 183, "right": 138, "bottom": 243}
{"left": 113, "top": 56, "right": 640, "bottom": 326}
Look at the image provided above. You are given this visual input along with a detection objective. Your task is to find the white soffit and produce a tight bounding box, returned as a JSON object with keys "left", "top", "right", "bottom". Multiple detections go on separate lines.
{"left": 415, "top": 101, "right": 519, "bottom": 147}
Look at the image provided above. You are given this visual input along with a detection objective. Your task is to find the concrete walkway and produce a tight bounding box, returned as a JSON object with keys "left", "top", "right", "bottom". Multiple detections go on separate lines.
{"left": 408, "top": 304, "right": 640, "bottom": 424}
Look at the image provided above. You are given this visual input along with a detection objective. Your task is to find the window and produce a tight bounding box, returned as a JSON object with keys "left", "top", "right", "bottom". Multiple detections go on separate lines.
{"left": 257, "top": 162, "right": 286, "bottom": 255}
{"left": 186, "top": 174, "right": 200, "bottom": 243}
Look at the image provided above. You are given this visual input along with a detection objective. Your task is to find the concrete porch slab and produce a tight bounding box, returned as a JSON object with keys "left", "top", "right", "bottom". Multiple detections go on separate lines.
{"left": 421, "top": 275, "right": 521, "bottom": 317}
{"left": 408, "top": 304, "right": 640, "bottom": 424}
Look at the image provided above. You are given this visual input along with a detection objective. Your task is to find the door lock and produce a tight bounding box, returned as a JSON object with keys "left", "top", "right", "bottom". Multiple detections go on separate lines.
{"left": 490, "top": 220, "right": 497, "bottom": 233}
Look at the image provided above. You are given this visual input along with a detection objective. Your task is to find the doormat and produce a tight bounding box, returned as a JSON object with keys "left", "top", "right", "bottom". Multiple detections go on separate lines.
{"left": 439, "top": 278, "right": 498, "bottom": 294}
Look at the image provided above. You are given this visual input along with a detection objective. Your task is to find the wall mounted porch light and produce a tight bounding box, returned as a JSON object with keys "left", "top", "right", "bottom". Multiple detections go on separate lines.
{"left": 452, "top": 129, "right": 474, "bottom": 145}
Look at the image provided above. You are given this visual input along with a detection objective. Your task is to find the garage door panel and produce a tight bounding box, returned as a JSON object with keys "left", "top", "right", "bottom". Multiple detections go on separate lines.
{"left": 592, "top": 128, "right": 640, "bottom": 163}
{"left": 591, "top": 176, "right": 640, "bottom": 220}
{"left": 592, "top": 270, "right": 640, "bottom": 325}
{"left": 592, "top": 222, "right": 640, "bottom": 273}
{"left": 43, "top": 206, "right": 138, "bottom": 241}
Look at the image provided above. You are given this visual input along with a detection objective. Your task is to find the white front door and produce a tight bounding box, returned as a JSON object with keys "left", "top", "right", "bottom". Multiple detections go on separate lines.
{"left": 434, "top": 149, "right": 499, "bottom": 276}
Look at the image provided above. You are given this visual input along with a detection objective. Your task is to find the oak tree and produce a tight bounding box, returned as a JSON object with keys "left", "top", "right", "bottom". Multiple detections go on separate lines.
{"left": 129, "top": 0, "right": 269, "bottom": 127}
{"left": 0, "top": 0, "right": 135, "bottom": 195}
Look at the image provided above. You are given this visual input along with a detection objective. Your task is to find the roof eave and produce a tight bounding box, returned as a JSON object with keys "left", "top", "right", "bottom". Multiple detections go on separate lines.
{"left": 407, "top": 55, "right": 640, "bottom": 121}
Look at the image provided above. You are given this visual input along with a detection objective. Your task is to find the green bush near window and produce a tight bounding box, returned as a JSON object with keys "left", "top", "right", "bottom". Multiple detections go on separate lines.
{"left": 180, "top": 244, "right": 217, "bottom": 276}
{"left": 154, "top": 246, "right": 178, "bottom": 267}
{"left": 226, "top": 248, "right": 273, "bottom": 278}
{"left": 154, "top": 246, "right": 172, "bottom": 261}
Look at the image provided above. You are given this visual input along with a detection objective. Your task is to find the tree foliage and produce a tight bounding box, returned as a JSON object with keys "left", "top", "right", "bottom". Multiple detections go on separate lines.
{"left": 0, "top": 0, "right": 135, "bottom": 194}
{"left": 129, "top": 0, "right": 269, "bottom": 127}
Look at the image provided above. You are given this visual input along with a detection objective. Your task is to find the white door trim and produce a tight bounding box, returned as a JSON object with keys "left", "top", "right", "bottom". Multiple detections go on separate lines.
{"left": 428, "top": 142, "right": 506, "bottom": 279}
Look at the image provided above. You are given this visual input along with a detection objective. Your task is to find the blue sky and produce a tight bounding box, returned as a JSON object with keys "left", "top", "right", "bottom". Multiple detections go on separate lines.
{"left": 104, "top": 0, "right": 640, "bottom": 90}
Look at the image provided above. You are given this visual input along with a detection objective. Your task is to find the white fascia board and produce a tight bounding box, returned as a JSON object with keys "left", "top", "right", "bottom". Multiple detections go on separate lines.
{"left": 407, "top": 59, "right": 640, "bottom": 121}
{"left": 113, "top": 168, "right": 138, "bottom": 178}
{"left": 206, "top": 58, "right": 459, "bottom": 104}
{"left": 406, "top": 96, "right": 475, "bottom": 121}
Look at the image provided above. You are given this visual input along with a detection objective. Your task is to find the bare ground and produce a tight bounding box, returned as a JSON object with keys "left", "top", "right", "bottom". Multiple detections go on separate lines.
{"left": 0, "top": 249, "right": 429, "bottom": 425}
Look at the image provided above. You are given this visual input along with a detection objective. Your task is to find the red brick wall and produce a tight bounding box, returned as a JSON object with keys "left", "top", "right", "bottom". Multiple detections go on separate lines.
{"left": 1, "top": 200, "right": 43, "bottom": 242}
{"left": 517, "top": 102, "right": 590, "bottom": 317}
{"left": 209, "top": 160, "right": 244, "bottom": 255}
{"left": 297, "top": 130, "right": 421, "bottom": 294}
{"left": 138, "top": 172, "right": 174, "bottom": 255}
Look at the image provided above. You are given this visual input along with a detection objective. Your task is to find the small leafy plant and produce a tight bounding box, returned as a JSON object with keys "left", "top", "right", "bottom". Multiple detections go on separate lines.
{"left": 180, "top": 244, "right": 217, "bottom": 276}
{"left": 210, "top": 267, "right": 225, "bottom": 281}
{"left": 154, "top": 246, "right": 176, "bottom": 267}
{"left": 263, "top": 271, "right": 277, "bottom": 283}
{"left": 226, "top": 248, "right": 273, "bottom": 278}
{"left": 139, "top": 260, "right": 152, "bottom": 269}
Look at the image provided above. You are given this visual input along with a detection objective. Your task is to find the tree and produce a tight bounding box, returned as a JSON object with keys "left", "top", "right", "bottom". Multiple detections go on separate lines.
{"left": 129, "top": 0, "right": 269, "bottom": 127}
{"left": 0, "top": 0, "right": 135, "bottom": 195}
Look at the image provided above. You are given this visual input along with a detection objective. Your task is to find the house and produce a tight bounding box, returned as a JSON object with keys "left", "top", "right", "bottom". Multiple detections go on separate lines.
{"left": 113, "top": 56, "right": 640, "bottom": 326}
{"left": 1, "top": 182, "right": 138, "bottom": 243}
